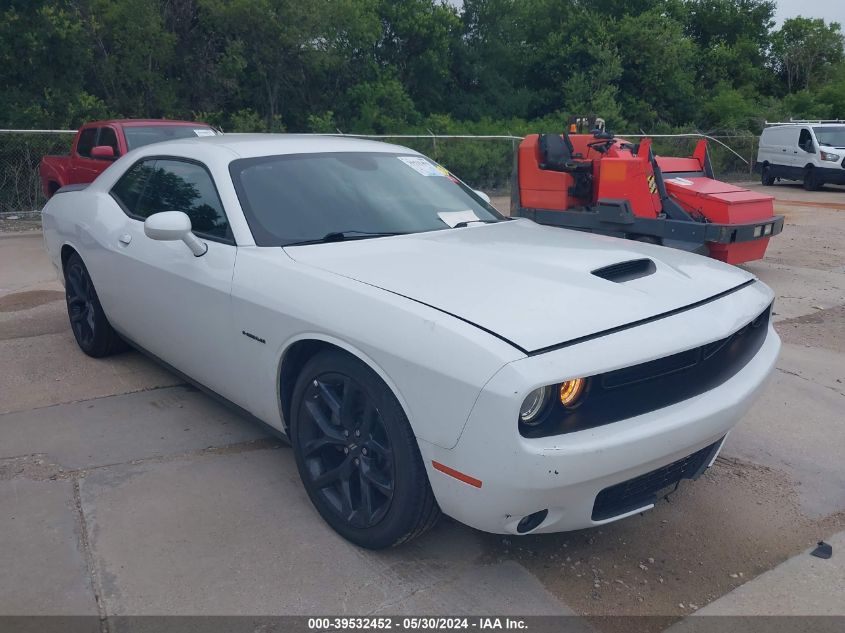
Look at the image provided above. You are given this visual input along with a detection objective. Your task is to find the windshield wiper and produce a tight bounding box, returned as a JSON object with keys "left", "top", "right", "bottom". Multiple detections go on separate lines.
{"left": 452, "top": 219, "right": 501, "bottom": 229}
{"left": 284, "top": 230, "right": 408, "bottom": 246}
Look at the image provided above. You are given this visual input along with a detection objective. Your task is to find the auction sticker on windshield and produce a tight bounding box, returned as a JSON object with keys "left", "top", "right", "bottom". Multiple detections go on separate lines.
{"left": 398, "top": 156, "right": 447, "bottom": 177}
{"left": 194, "top": 128, "right": 217, "bottom": 137}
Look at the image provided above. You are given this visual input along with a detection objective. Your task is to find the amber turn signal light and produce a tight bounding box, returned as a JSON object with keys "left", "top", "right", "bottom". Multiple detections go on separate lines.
{"left": 559, "top": 378, "right": 585, "bottom": 408}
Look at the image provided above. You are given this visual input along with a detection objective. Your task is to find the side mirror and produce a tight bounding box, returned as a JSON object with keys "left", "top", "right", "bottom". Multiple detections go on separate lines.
{"left": 91, "top": 145, "right": 117, "bottom": 160}
{"left": 144, "top": 211, "right": 207, "bottom": 257}
{"left": 473, "top": 189, "right": 491, "bottom": 204}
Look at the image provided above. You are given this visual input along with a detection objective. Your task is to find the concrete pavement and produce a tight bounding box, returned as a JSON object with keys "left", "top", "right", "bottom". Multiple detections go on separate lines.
{"left": 1, "top": 182, "right": 844, "bottom": 624}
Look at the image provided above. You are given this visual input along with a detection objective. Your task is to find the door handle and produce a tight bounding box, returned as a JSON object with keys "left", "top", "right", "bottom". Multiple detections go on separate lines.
{"left": 118, "top": 233, "right": 132, "bottom": 245}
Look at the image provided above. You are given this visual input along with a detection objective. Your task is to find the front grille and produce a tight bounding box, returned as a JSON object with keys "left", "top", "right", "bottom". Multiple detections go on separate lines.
{"left": 591, "top": 438, "right": 723, "bottom": 521}
{"left": 521, "top": 303, "right": 772, "bottom": 438}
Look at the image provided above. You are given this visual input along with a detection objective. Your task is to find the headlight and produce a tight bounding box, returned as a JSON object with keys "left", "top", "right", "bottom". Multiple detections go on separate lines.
{"left": 559, "top": 378, "right": 586, "bottom": 407}
{"left": 519, "top": 378, "right": 588, "bottom": 426}
{"left": 820, "top": 151, "right": 840, "bottom": 162}
{"left": 519, "top": 386, "right": 551, "bottom": 425}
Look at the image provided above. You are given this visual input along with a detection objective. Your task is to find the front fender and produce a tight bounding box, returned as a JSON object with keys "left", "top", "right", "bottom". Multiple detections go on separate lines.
{"left": 231, "top": 246, "right": 524, "bottom": 449}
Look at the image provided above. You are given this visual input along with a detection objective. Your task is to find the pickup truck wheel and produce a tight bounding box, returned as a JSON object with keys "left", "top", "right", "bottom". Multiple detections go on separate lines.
{"left": 64, "top": 253, "right": 127, "bottom": 357}
{"left": 803, "top": 168, "right": 822, "bottom": 191}
{"left": 761, "top": 165, "right": 775, "bottom": 186}
{"left": 290, "top": 350, "right": 440, "bottom": 549}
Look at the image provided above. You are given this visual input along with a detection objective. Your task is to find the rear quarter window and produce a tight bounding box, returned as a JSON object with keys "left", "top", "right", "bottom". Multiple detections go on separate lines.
{"left": 111, "top": 160, "right": 156, "bottom": 215}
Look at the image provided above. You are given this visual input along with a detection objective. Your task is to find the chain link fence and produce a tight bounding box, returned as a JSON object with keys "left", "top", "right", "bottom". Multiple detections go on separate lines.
{"left": 0, "top": 130, "right": 74, "bottom": 222}
{"left": 0, "top": 130, "right": 759, "bottom": 227}
{"left": 328, "top": 132, "right": 760, "bottom": 189}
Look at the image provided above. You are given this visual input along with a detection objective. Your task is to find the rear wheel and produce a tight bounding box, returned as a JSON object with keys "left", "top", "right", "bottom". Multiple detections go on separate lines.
{"left": 290, "top": 350, "right": 439, "bottom": 549}
{"left": 64, "top": 253, "right": 126, "bottom": 357}
{"left": 761, "top": 165, "right": 775, "bottom": 186}
{"left": 803, "top": 168, "right": 822, "bottom": 191}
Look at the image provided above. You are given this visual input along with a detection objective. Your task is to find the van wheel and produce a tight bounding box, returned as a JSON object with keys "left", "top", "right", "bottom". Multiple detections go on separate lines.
{"left": 761, "top": 165, "right": 775, "bottom": 186}
{"left": 803, "top": 168, "right": 821, "bottom": 191}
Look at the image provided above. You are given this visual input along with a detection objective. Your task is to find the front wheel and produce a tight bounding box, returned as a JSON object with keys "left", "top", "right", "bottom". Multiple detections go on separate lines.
{"left": 803, "top": 168, "right": 822, "bottom": 191}
{"left": 290, "top": 350, "right": 440, "bottom": 549}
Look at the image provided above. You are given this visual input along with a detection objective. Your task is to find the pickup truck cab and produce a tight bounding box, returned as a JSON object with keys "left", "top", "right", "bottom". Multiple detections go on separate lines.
{"left": 758, "top": 122, "right": 845, "bottom": 191}
{"left": 40, "top": 119, "right": 218, "bottom": 198}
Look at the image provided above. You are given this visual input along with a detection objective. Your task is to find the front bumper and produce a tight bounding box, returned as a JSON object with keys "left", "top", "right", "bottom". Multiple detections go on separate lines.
{"left": 418, "top": 282, "right": 780, "bottom": 535}
{"left": 816, "top": 165, "right": 845, "bottom": 185}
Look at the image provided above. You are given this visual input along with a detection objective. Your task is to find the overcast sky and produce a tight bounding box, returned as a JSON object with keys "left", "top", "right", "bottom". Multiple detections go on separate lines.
{"left": 774, "top": 0, "right": 845, "bottom": 26}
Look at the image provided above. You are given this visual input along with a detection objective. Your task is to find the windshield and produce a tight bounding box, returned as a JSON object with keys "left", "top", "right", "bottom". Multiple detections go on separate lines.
{"left": 813, "top": 127, "right": 845, "bottom": 147}
{"left": 124, "top": 125, "right": 218, "bottom": 151}
{"left": 229, "top": 152, "right": 504, "bottom": 246}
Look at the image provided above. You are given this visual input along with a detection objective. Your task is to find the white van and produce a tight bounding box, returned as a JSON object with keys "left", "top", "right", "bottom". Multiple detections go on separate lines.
{"left": 757, "top": 122, "right": 845, "bottom": 190}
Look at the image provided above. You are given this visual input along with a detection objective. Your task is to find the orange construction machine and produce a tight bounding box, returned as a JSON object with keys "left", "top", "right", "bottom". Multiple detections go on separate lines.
{"left": 512, "top": 128, "right": 783, "bottom": 264}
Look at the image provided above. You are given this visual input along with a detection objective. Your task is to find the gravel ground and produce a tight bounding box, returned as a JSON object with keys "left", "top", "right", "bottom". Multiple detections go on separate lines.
{"left": 489, "top": 181, "right": 845, "bottom": 623}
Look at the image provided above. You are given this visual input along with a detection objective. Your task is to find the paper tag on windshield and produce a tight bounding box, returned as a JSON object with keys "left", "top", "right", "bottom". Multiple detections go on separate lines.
{"left": 194, "top": 128, "right": 216, "bottom": 137}
{"left": 397, "top": 156, "right": 446, "bottom": 177}
{"left": 438, "top": 210, "right": 480, "bottom": 228}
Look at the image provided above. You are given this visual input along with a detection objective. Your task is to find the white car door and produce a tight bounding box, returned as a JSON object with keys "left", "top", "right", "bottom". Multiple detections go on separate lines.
{"left": 98, "top": 157, "right": 238, "bottom": 398}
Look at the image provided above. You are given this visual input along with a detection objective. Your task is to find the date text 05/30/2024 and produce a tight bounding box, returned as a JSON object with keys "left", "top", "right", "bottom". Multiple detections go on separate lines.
{"left": 307, "top": 617, "right": 528, "bottom": 630}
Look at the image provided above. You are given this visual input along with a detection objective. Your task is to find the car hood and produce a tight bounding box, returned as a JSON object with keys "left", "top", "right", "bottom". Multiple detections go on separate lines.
{"left": 285, "top": 220, "right": 755, "bottom": 353}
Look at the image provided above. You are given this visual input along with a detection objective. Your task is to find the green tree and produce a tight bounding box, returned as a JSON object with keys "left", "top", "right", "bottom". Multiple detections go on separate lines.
{"left": 79, "top": 0, "right": 178, "bottom": 117}
{"left": 343, "top": 75, "right": 419, "bottom": 132}
{"left": 0, "top": 1, "right": 107, "bottom": 127}
{"left": 375, "top": 0, "right": 461, "bottom": 114}
{"left": 772, "top": 17, "right": 845, "bottom": 92}
{"left": 614, "top": 10, "right": 699, "bottom": 127}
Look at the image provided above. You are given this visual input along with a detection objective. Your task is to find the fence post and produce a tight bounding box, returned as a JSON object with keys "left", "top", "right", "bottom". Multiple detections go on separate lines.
{"left": 427, "top": 128, "right": 436, "bottom": 158}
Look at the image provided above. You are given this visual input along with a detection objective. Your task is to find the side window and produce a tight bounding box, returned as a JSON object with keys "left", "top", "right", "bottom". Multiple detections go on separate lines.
{"left": 76, "top": 128, "right": 97, "bottom": 158}
{"left": 139, "top": 159, "right": 230, "bottom": 241}
{"left": 98, "top": 127, "right": 120, "bottom": 156}
{"left": 799, "top": 129, "right": 815, "bottom": 153}
{"left": 111, "top": 160, "right": 156, "bottom": 215}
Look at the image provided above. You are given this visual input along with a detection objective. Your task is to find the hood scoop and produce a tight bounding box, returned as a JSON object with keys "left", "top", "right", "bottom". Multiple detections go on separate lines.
{"left": 592, "top": 258, "right": 656, "bottom": 283}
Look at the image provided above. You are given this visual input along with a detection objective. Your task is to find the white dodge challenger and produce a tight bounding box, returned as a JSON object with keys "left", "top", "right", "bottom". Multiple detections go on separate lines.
{"left": 42, "top": 134, "right": 780, "bottom": 548}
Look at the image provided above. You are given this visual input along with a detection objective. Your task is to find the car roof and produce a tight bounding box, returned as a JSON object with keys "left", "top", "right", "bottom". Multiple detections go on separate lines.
{"left": 84, "top": 119, "right": 212, "bottom": 128}
{"left": 132, "top": 133, "right": 417, "bottom": 159}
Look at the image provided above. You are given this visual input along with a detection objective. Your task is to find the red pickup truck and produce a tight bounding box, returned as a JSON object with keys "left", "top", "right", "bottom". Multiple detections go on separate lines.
{"left": 40, "top": 119, "right": 218, "bottom": 198}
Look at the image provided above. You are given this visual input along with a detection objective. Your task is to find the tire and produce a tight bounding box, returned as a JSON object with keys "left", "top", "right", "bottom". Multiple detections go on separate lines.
{"left": 761, "top": 165, "right": 775, "bottom": 186}
{"left": 290, "top": 350, "right": 440, "bottom": 549}
{"left": 64, "top": 253, "right": 127, "bottom": 357}
{"left": 803, "top": 168, "right": 821, "bottom": 191}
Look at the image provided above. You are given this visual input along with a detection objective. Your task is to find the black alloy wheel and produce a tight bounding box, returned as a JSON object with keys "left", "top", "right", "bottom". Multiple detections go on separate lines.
{"left": 290, "top": 350, "right": 440, "bottom": 548}
{"left": 299, "top": 372, "right": 395, "bottom": 528}
{"left": 66, "top": 258, "right": 97, "bottom": 349}
{"left": 64, "top": 253, "right": 126, "bottom": 357}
